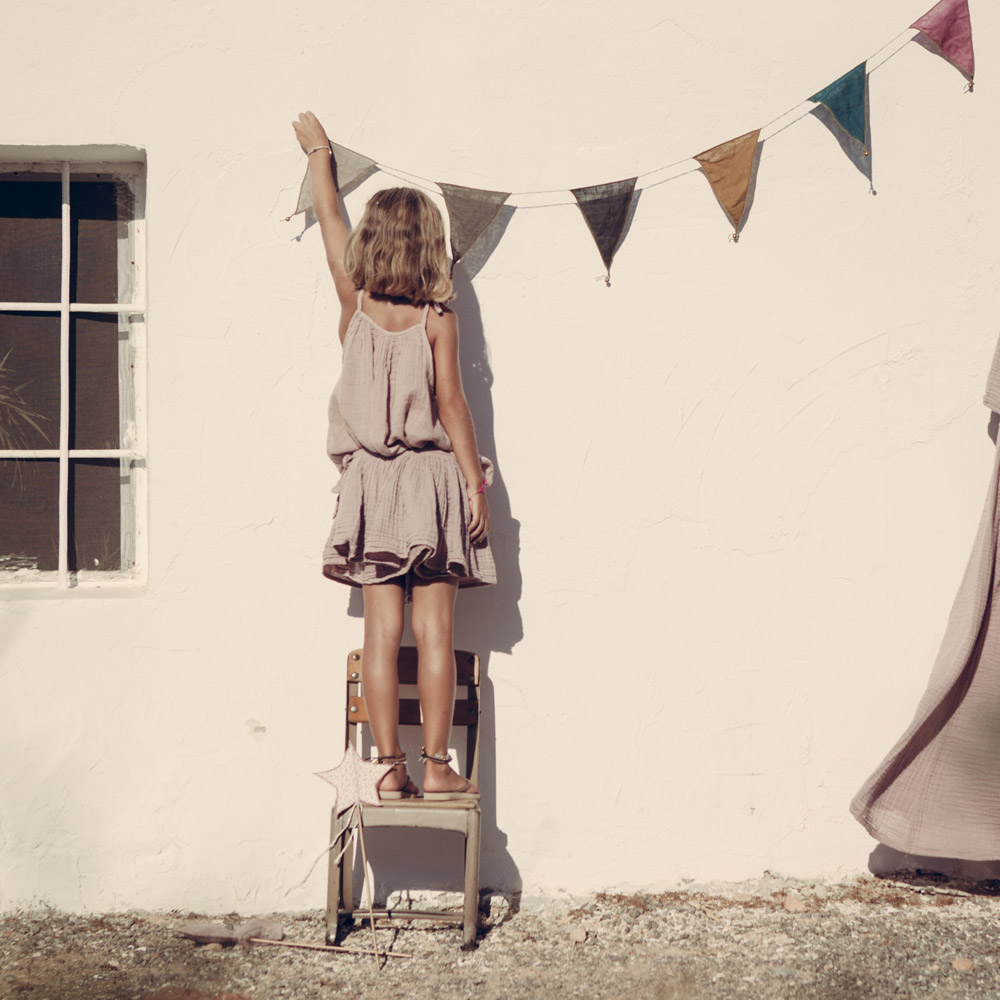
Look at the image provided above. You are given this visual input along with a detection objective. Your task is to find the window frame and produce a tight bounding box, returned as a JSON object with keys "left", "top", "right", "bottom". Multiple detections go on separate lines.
{"left": 0, "top": 155, "right": 147, "bottom": 591}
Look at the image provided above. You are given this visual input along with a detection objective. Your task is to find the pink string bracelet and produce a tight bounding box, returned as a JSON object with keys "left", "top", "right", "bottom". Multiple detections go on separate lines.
{"left": 467, "top": 476, "right": 487, "bottom": 504}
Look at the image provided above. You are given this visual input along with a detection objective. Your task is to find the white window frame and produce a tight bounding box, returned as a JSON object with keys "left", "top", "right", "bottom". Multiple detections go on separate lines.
{"left": 0, "top": 153, "right": 147, "bottom": 591}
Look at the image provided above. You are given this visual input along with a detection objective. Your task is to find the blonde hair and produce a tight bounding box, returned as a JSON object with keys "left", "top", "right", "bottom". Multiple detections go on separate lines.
{"left": 344, "top": 187, "right": 454, "bottom": 305}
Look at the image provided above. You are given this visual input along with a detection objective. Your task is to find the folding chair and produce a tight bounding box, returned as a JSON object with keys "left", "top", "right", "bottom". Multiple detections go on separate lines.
{"left": 326, "top": 647, "right": 482, "bottom": 949}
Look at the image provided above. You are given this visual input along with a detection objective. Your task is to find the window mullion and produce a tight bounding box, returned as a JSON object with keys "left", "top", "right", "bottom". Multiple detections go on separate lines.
{"left": 57, "top": 161, "right": 70, "bottom": 588}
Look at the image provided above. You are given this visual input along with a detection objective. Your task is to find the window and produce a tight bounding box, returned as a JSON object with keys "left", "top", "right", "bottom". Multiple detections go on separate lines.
{"left": 0, "top": 152, "right": 146, "bottom": 589}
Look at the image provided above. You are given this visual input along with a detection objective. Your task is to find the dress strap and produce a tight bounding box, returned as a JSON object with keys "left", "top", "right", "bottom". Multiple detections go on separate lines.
{"left": 357, "top": 289, "right": 365, "bottom": 312}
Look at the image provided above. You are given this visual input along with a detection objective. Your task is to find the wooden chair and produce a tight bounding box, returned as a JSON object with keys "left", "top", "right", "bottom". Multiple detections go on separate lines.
{"left": 326, "top": 647, "right": 482, "bottom": 950}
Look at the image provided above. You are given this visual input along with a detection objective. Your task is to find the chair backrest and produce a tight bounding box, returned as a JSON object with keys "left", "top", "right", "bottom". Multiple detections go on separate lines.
{"left": 345, "top": 647, "right": 481, "bottom": 786}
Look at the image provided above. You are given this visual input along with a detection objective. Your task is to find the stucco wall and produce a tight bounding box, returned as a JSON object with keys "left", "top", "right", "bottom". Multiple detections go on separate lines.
{"left": 2, "top": 0, "right": 999, "bottom": 911}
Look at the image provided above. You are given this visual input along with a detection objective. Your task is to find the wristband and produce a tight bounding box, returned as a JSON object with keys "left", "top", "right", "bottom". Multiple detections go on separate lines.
{"left": 467, "top": 476, "right": 487, "bottom": 503}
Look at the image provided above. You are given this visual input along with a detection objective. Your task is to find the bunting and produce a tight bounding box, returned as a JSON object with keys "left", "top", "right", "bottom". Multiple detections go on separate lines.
{"left": 912, "top": 0, "right": 975, "bottom": 85}
{"left": 810, "top": 63, "right": 868, "bottom": 152}
{"left": 292, "top": 142, "right": 378, "bottom": 218}
{"left": 570, "top": 178, "right": 637, "bottom": 283}
{"left": 694, "top": 129, "right": 761, "bottom": 240}
{"left": 288, "top": 4, "right": 979, "bottom": 280}
{"left": 438, "top": 183, "right": 511, "bottom": 266}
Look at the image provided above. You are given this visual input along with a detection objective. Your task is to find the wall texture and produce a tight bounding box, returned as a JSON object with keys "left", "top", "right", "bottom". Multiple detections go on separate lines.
{"left": 2, "top": 0, "right": 999, "bottom": 911}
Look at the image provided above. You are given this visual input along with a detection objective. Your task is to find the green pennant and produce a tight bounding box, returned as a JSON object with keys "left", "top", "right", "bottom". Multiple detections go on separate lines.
{"left": 810, "top": 63, "right": 868, "bottom": 149}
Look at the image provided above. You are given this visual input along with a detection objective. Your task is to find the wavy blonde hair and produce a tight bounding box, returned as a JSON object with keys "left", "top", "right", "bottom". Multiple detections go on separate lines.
{"left": 344, "top": 187, "right": 454, "bottom": 305}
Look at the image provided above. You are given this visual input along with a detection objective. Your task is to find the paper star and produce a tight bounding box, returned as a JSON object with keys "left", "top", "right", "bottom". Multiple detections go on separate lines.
{"left": 315, "top": 746, "right": 392, "bottom": 816}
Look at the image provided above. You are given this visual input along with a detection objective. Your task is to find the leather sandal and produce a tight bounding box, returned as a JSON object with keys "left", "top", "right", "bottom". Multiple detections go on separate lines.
{"left": 420, "top": 748, "right": 480, "bottom": 801}
{"left": 374, "top": 753, "right": 420, "bottom": 800}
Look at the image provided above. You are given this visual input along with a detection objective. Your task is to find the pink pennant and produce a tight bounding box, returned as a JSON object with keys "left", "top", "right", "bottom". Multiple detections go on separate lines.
{"left": 912, "top": 0, "right": 975, "bottom": 84}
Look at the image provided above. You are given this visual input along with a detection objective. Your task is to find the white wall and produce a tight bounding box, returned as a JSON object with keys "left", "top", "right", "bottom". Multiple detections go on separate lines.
{"left": 2, "top": 0, "right": 999, "bottom": 910}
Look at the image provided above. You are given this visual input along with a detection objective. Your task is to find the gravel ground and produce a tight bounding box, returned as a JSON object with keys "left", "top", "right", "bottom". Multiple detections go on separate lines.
{"left": 3, "top": 873, "right": 1000, "bottom": 1000}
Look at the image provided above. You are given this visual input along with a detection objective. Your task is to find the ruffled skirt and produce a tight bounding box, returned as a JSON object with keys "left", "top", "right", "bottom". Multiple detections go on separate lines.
{"left": 322, "top": 447, "right": 496, "bottom": 594}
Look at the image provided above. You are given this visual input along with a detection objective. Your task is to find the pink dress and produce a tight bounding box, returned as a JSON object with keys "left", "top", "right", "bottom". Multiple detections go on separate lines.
{"left": 322, "top": 292, "right": 496, "bottom": 593}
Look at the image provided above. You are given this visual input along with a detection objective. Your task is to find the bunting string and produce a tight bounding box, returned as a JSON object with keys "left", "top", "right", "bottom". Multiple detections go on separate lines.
{"left": 291, "top": 0, "right": 977, "bottom": 273}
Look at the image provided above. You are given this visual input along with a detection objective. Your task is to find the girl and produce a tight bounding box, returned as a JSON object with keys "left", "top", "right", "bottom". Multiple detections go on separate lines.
{"left": 292, "top": 111, "right": 496, "bottom": 801}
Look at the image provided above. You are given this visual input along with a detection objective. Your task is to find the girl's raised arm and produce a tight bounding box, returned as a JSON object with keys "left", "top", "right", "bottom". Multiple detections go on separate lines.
{"left": 292, "top": 112, "right": 357, "bottom": 327}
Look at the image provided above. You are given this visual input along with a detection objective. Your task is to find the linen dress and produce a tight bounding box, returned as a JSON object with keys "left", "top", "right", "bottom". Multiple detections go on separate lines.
{"left": 322, "top": 292, "right": 496, "bottom": 594}
{"left": 850, "top": 334, "right": 1000, "bottom": 860}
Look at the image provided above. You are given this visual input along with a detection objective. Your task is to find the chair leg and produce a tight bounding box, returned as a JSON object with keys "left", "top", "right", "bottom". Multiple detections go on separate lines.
{"left": 461, "top": 807, "right": 482, "bottom": 950}
{"left": 326, "top": 808, "right": 354, "bottom": 944}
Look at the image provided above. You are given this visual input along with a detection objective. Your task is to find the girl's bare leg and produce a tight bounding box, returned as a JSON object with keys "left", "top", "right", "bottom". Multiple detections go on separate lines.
{"left": 411, "top": 579, "right": 479, "bottom": 794}
{"left": 362, "top": 582, "right": 409, "bottom": 792}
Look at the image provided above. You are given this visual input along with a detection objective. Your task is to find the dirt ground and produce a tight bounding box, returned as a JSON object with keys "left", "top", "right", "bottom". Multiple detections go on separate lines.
{"left": 3, "top": 873, "right": 1000, "bottom": 1000}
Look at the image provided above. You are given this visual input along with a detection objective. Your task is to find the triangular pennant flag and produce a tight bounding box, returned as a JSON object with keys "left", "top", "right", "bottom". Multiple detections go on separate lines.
{"left": 438, "top": 183, "right": 510, "bottom": 265}
{"left": 693, "top": 129, "right": 761, "bottom": 239}
{"left": 810, "top": 63, "right": 868, "bottom": 149}
{"left": 570, "top": 178, "right": 637, "bottom": 283}
{"left": 912, "top": 0, "right": 975, "bottom": 85}
{"left": 291, "top": 141, "right": 378, "bottom": 218}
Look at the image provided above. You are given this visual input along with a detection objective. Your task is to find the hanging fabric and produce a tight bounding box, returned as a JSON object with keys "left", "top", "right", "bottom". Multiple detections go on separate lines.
{"left": 438, "top": 183, "right": 510, "bottom": 267}
{"left": 570, "top": 178, "right": 638, "bottom": 284}
{"left": 292, "top": 142, "right": 378, "bottom": 218}
{"left": 693, "top": 129, "right": 761, "bottom": 240}
{"left": 810, "top": 63, "right": 868, "bottom": 152}
{"left": 911, "top": 0, "right": 975, "bottom": 87}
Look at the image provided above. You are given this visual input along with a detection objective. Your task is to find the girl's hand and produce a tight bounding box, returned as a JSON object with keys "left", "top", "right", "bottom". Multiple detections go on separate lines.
{"left": 292, "top": 111, "right": 330, "bottom": 154}
{"left": 468, "top": 492, "right": 490, "bottom": 544}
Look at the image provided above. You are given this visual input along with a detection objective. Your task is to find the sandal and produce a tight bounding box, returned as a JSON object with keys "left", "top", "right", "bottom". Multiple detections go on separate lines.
{"left": 374, "top": 753, "right": 420, "bottom": 800}
{"left": 420, "top": 748, "right": 480, "bottom": 801}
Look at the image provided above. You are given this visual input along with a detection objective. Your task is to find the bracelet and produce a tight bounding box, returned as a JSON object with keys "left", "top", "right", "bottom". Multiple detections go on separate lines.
{"left": 306, "top": 145, "right": 333, "bottom": 156}
{"left": 467, "top": 476, "right": 487, "bottom": 503}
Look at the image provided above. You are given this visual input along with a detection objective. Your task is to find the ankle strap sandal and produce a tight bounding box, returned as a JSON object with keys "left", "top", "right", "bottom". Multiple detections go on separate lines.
{"left": 419, "top": 747, "right": 479, "bottom": 801}
{"left": 371, "top": 753, "right": 420, "bottom": 800}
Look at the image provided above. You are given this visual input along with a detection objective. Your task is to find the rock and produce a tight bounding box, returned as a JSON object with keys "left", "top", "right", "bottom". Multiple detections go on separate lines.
{"left": 782, "top": 895, "right": 807, "bottom": 913}
{"left": 952, "top": 956, "right": 974, "bottom": 972}
{"left": 732, "top": 892, "right": 752, "bottom": 903}
{"left": 176, "top": 922, "right": 236, "bottom": 946}
{"left": 234, "top": 918, "right": 285, "bottom": 946}
{"left": 569, "top": 925, "right": 587, "bottom": 944}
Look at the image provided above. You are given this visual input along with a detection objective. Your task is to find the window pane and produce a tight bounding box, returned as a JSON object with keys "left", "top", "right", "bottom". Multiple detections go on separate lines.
{"left": 0, "top": 177, "right": 62, "bottom": 302}
{"left": 0, "top": 459, "right": 58, "bottom": 571}
{"left": 0, "top": 311, "right": 59, "bottom": 451}
{"left": 71, "top": 314, "right": 120, "bottom": 449}
{"left": 69, "top": 458, "right": 122, "bottom": 572}
{"left": 71, "top": 180, "right": 132, "bottom": 303}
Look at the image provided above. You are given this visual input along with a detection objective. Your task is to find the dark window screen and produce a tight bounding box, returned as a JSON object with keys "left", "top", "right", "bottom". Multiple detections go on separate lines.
{"left": 71, "top": 181, "right": 131, "bottom": 303}
{"left": 0, "top": 178, "right": 61, "bottom": 302}
{"left": 0, "top": 311, "right": 59, "bottom": 451}
{"left": 71, "top": 314, "right": 120, "bottom": 449}
{"left": 0, "top": 459, "right": 59, "bottom": 571}
{"left": 0, "top": 173, "right": 130, "bottom": 576}
{"left": 69, "top": 459, "right": 121, "bottom": 571}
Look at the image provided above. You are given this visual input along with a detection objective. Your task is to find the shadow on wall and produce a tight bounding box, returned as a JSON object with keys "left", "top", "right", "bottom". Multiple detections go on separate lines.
{"left": 344, "top": 256, "right": 524, "bottom": 899}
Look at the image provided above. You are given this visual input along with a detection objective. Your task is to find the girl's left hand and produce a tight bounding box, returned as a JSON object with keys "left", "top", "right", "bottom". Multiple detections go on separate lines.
{"left": 468, "top": 493, "right": 490, "bottom": 544}
{"left": 292, "top": 111, "right": 330, "bottom": 154}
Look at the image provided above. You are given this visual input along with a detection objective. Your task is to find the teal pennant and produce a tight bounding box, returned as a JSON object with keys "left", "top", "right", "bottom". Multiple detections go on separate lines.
{"left": 810, "top": 63, "right": 867, "bottom": 147}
